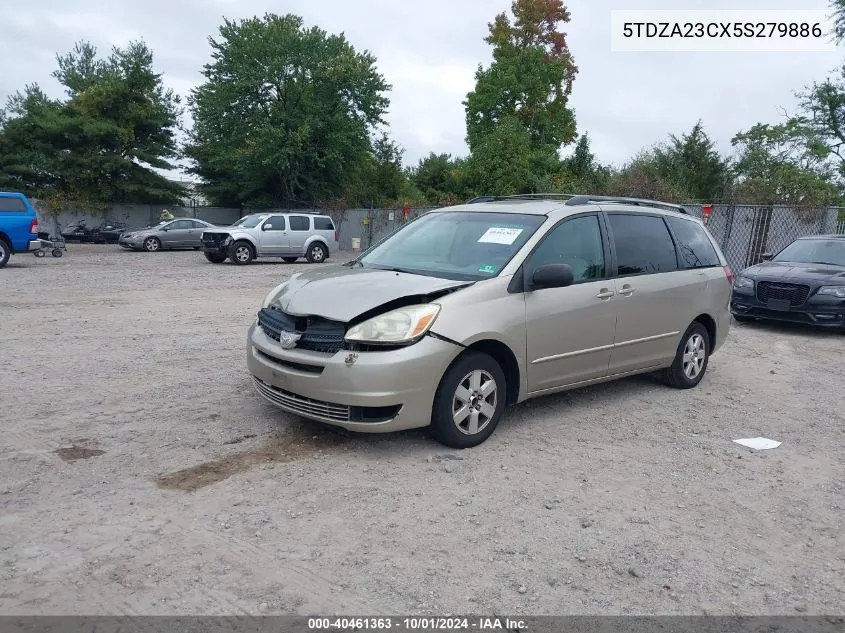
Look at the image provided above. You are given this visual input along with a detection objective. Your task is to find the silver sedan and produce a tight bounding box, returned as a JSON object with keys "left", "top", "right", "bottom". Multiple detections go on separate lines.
{"left": 118, "top": 218, "right": 216, "bottom": 252}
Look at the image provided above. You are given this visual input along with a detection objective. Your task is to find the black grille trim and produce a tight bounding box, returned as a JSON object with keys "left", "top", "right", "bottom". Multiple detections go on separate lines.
{"left": 258, "top": 307, "right": 346, "bottom": 355}
{"left": 756, "top": 282, "right": 810, "bottom": 306}
{"left": 255, "top": 349, "right": 324, "bottom": 374}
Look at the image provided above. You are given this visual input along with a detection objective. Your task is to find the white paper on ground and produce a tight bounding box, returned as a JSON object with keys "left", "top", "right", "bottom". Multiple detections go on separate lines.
{"left": 733, "top": 437, "right": 781, "bottom": 450}
{"left": 478, "top": 227, "right": 523, "bottom": 245}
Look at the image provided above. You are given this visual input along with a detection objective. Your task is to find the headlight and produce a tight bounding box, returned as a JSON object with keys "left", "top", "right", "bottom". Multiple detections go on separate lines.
{"left": 818, "top": 286, "right": 845, "bottom": 298}
{"left": 733, "top": 276, "right": 754, "bottom": 290}
{"left": 345, "top": 304, "right": 441, "bottom": 344}
{"left": 262, "top": 282, "right": 288, "bottom": 308}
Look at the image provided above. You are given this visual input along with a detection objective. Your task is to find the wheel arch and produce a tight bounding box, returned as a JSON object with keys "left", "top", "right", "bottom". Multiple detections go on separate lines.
{"left": 449, "top": 338, "right": 522, "bottom": 406}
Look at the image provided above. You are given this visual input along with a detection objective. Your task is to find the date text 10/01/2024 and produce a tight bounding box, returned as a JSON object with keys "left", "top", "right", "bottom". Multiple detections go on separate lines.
{"left": 307, "top": 617, "right": 528, "bottom": 630}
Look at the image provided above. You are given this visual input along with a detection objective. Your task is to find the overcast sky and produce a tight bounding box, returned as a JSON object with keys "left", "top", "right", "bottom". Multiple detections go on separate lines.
{"left": 3, "top": 0, "right": 842, "bottom": 176}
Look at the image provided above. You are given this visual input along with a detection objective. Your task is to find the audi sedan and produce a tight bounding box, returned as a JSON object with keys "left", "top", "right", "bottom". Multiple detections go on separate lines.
{"left": 730, "top": 234, "right": 845, "bottom": 329}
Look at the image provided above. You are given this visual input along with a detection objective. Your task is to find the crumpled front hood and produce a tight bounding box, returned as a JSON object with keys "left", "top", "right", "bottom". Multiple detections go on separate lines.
{"left": 269, "top": 265, "right": 473, "bottom": 322}
{"left": 744, "top": 260, "right": 845, "bottom": 284}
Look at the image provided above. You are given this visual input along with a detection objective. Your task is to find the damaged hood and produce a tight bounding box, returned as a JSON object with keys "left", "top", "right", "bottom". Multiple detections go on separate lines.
{"left": 268, "top": 265, "right": 473, "bottom": 322}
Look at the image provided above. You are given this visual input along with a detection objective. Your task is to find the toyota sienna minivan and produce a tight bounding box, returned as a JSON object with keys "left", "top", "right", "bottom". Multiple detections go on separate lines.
{"left": 247, "top": 195, "right": 733, "bottom": 448}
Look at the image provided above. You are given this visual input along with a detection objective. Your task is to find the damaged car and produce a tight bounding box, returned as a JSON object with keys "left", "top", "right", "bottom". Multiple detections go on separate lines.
{"left": 248, "top": 195, "right": 733, "bottom": 448}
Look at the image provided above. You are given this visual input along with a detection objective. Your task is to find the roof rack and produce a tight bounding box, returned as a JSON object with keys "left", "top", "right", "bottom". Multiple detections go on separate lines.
{"left": 467, "top": 193, "right": 687, "bottom": 214}
{"left": 564, "top": 195, "right": 688, "bottom": 214}
{"left": 467, "top": 194, "right": 576, "bottom": 204}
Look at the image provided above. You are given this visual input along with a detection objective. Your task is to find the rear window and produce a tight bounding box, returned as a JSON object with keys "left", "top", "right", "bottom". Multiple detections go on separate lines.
{"left": 289, "top": 215, "right": 310, "bottom": 231}
{"left": 313, "top": 217, "right": 335, "bottom": 231}
{"left": 667, "top": 217, "right": 720, "bottom": 269}
{"left": 0, "top": 196, "right": 27, "bottom": 212}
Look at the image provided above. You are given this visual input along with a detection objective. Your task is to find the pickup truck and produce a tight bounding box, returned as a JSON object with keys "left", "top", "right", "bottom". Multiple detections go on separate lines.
{"left": 0, "top": 192, "right": 40, "bottom": 268}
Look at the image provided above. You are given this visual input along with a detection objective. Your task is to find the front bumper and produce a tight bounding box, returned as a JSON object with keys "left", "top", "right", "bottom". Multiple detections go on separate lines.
{"left": 118, "top": 236, "right": 142, "bottom": 248}
{"left": 731, "top": 290, "right": 845, "bottom": 327}
{"left": 27, "top": 239, "right": 42, "bottom": 252}
{"left": 246, "top": 322, "right": 461, "bottom": 433}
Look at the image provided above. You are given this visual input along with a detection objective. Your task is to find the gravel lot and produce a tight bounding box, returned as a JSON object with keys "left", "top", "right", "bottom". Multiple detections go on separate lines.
{"left": 1, "top": 245, "right": 843, "bottom": 616}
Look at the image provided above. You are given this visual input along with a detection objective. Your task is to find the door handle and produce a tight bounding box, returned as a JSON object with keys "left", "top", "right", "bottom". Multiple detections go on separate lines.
{"left": 595, "top": 289, "right": 615, "bottom": 300}
{"left": 618, "top": 284, "right": 635, "bottom": 296}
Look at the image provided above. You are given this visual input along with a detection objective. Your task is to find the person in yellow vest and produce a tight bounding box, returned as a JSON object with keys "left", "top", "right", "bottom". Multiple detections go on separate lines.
{"left": 159, "top": 209, "right": 175, "bottom": 221}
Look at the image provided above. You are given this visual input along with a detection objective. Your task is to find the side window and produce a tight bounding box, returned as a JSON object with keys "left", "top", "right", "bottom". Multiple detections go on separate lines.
{"left": 262, "top": 216, "right": 286, "bottom": 231}
{"left": 0, "top": 197, "right": 26, "bottom": 212}
{"left": 529, "top": 215, "right": 606, "bottom": 282}
{"left": 313, "top": 217, "right": 334, "bottom": 231}
{"left": 289, "top": 215, "right": 310, "bottom": 231}
{"left": 608, "top": 214, "right": 678, "bottom": 275}
{"left": 169, "top": 220, "right": 192, "bottom": 230}
{"left": 666, "top": 217, "right": 720, "bottom": 269}
{"left": 190, "top": 220, "right": 208, "bottom": 229}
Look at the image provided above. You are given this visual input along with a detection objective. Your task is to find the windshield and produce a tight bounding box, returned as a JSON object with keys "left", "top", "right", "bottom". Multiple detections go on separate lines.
{"left": 358, "top": 211, "right": 546, "bottom": 280}
{"left": 773, "top": 239, "right": 845, "bottom": 267}
{"left": 232, "top": 215, "right": 266, "bottom": 228}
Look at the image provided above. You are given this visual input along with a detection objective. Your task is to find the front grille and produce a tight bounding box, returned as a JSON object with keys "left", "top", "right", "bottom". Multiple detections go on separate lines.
{"left": 756, "top": 282, "right": 810, "bottom": 306}
{"left": 252, "top": 378, "right": 350, "bottom": 422}
{"left": 202, "top": 233, "right": 229, "bottom": 247}
{"left": 258, "top": 307, "right": 345, "bottom": 354}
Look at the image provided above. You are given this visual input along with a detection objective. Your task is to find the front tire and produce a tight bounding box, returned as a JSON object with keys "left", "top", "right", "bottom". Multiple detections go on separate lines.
{"left": 662, "top": 322, "right": 710, "bottom": 389}
{"left": 143, "top": 237, "right": 161, "bottom": 252}
{"left": 229, "top": 241, "right": 254, "bottom": 265}
{"left": 431, "top": 351, "right": 507, "bottom": 449}
{"left": 306, "top": 242, "right": 327, "bottom": 263}
{"left": 204, "top": 252, "right": 227, "bottom": 264}
{"left": 51, "top": 249, "right": 63, "bottom": 258}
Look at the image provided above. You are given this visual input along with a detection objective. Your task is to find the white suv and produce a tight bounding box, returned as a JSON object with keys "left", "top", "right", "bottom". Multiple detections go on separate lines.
{"left": 201, "top": 212, "right": 339, "bottom": 265}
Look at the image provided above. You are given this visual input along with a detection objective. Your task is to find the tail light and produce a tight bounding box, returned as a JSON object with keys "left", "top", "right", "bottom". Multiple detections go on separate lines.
{"left": 723, "top": 266, "right": 734, "bottom": 286}
{"left": 29, "top": 219, "right": 39, "bottom": 234}
{"left": 334, "top": 230, "right": 338, "bottom": 242}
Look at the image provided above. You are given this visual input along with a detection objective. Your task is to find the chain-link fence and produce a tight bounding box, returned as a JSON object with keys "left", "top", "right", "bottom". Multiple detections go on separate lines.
{"left": 680, "top": 205, "right": 844, "bottom": 273}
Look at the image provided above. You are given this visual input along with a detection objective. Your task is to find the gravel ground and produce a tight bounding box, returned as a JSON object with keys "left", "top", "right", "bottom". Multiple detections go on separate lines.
{"left": 1, "top": 245, "right": 843, "bottom": 616}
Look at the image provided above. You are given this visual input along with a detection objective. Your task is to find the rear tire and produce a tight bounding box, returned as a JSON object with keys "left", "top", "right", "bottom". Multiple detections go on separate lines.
{"left": 430, "top": 351, "right": 507, "bottom": 449}
{"left": 0, "top": 238, "right": 10, "bottom": 268}
{"left": 204, "top": 252, "right": 227, "bottom": 264}
{"left": 229, "top": 241, "right": 254, "bottom": 265}
{"left": 283, "top": 257, "right": 299, "bottom": 263}
{"left": 143, "top": 237, "right": 161, "bottom": 252}
{"left": 306, "top": 242, "right": 327, "bottom": 263}
{"left": 34, "top": 250, "right": 46, "bottom": 258}
{"left": 662, "top": 322, "right": 710, "bottom": 389}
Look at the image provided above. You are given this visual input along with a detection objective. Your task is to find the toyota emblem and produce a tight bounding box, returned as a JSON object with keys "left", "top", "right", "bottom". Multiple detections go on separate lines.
{"left": 278, "top": 330, "right": 301, "bottom": 350}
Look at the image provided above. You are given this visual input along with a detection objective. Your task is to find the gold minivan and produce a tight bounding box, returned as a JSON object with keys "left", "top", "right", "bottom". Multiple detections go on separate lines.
{"left": 248, "top": 195, "right": 733, "bottom": 448}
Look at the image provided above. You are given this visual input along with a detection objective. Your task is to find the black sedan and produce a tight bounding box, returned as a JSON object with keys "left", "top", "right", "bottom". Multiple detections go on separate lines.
{"left": 730, "top": 234, "right": 845, "bottom": 329}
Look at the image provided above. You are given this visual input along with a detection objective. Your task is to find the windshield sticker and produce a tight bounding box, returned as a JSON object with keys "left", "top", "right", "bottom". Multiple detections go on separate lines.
{"left": 478, "top": 227, "right": 524, "bottom": 245}
{"left": 478, "top": 264, "right": 498, "bottom": 274}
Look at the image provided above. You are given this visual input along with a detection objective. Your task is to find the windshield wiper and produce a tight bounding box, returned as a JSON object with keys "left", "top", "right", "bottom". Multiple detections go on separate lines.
{"left": 809, "top": 261, "right": 842, "bottom": 266}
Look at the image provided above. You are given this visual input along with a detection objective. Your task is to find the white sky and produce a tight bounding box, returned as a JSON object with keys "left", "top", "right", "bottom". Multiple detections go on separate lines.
{"left": 2, "top": 0, "right": 841, "bottom": 174}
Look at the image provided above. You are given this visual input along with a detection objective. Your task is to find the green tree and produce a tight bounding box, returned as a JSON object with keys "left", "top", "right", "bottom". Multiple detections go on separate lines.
{"left": 562, "top": 133, "right": 610, "bottom": 193}
{"left": 185, "top": 13, "right": 390, "bottom": 207}
{"left": 652, "top": 121, "right": 731, "bottom": 202}
{"left": 463, "top": 0, "right": 577, "bottom": 194}
{"left": 603, "top": 153, "right": 692, "bottom": 202}
{"left": 0, "top": 40, "right": 183, "bottom": 206}
{"left": 411, "top": 153, "right": 470, "bottom": 204}
{"left": 730, "top": 122, "right": 839, "bottom": 207}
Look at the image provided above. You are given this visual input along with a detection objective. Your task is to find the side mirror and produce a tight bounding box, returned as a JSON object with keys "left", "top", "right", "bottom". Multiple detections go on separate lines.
{"left": 531, "top": 264, "right": 575, "bottom": 290}
{"left": 262, "top": 224, "right": 273, "bottom": 231}
{"left": 760, "top": 253, "right": 773, "bottom": 261}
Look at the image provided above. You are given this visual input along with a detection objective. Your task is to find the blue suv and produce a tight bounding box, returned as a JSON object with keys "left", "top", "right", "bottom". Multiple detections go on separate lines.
{"left": 0, "top": 192, "right": 40, "bottom": 268}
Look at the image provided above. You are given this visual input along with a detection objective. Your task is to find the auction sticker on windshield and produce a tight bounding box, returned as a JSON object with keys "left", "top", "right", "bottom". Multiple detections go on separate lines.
{"left": 478, "top": 264, "right": 498, "bottom": 274}
{"left": 478, "top": 227, "right": 523, "bottom": 245}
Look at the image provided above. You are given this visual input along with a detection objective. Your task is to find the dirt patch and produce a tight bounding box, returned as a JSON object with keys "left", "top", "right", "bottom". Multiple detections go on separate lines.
{"left": 53, "top": 446, "right": 106, "bottom": 462}
{"left": 155, "top": 430, "right": 348, "bottom": 492}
